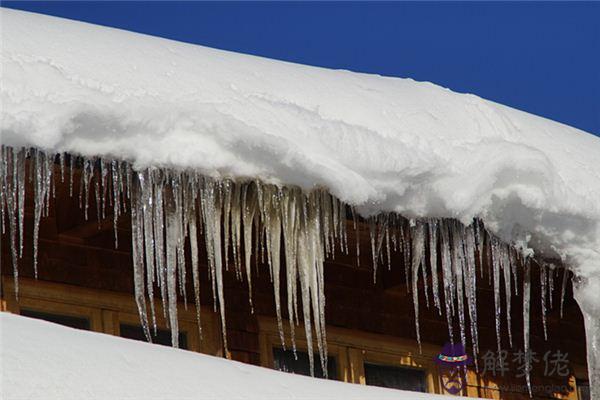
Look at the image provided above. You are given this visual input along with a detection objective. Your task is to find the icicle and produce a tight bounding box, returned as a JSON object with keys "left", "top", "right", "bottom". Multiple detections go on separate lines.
{"left": 492, "top": 238, "right": 503, "bottom": 353}
{"left": 560, "top": 267, "right": 569, "bottom": 318}
{"left": 230, "top": 184, "right": 243, "bottom": 280}
{"left": 511, "top": 249, "right": 519, "bottom": 296}
{"left": 428, "top": 220, "right": 442, "bottom": 314}
{"left": 264, "top": 188, "right": 285, "bottom": 348}
{"left": 385, "top": 225, "right": 391, "bottom": 271}
{"left": 100, "top": 160, "right": 108, "bottom": 220}
{"left": 370, "top": 214, "right": 388, "bottom": 283}
{"left": 130, "top": 172, "right": 152, "bottom": 343}
{"left": 282, "top": 187, "right": 300, "bottom": 354}
{"left": 440, "top": 220, "right": 455, "bottom": 343}
{"left": 16, "top": 150, "right": 25, "bottom": 258}
{"left": 111, "top": 160, "right": 121, "bottom": 248}
{"left": 82, "top": 158, "right": 92, "bottom": 221}
{"left": 0, "top": 148, "right": 6, "bottom": 240}
{"left": 59, "top": 152, "right": 66, "bottom": 183}
{"left": 501, "top": 245, "right": 514, "bottom": 347}
{"left": 222, "top": 180, "right": 232, "bottom": 273}
{"left": 573, "top": 276, "right": 600, "bottom": 400}
{"left": 138, "top": 170, "right": 157, "bottom": 331}
{"left": 201, "top": 179, "right": 228, "bottom": 352}
{"left": 165, "top": 196, "right": 180, "bottom": 348}
{"left": 172, "top": 175, "right": 187, "bottom": 305}
{"left": 94, "top": 164, "right": 101, "bottom": 227}
{"left": 411, "top": 222, "right": 425, "bottom": 352}
{"left": 32, "top": 150, "right": 52, "bottom": 277}
{"left": 523, "top": 258, "right": 532, "bottom": 397}
{"left": 548, "top": 265, "right": 555, "bottom": 310}
{"left": 152, "top": 172, "right": 168, "bottom": 320}
{"left": 464, "top": 225, "right": 479, "bottom": 362}
{"left": 187, "top": 182, "right": 203, "bottom": 337}
{"left": 4, "top": 147, "right": 19, "bottom": 296}
{"left": 450, "top": 222, "right": 467, "bottom": 348}
{"left": 242, "top": 183, "right": 257, "bottom": 312}
{"left": 351, "top": 207, "right": 360, "bottom": 267}
{"left": 369, "top": 217, "right": 378, "bottom": 281}
{"left": 540, "top": 263, "right": 548, "bottom": 340}
{"left": 402, "top": 221, "right": 412, "bottom": 293}
{"left": 297, "top": 225, "right": 316, "bottom": 376}
{"left": 69, "top": 155, "right": 75, "bottom": 197}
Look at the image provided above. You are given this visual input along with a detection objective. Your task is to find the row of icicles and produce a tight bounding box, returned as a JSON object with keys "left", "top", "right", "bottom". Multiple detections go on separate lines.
{"left": 0, "top": 146, "right": 572, "bottom": 393}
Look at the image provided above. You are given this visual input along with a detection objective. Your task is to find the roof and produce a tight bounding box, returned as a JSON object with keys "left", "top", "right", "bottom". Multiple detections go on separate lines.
{"left": 2, "top": 9, "right": 599, "bottom": 277}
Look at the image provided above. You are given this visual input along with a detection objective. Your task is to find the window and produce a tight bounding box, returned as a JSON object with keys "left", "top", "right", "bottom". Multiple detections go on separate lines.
{"left": 273, "top": 348, "right": 337, "bottom": 379}
{"left": 259, "top": 317, "right": 437, "bottom": 391}
{"left": 20, "top": 309, "right": 91, "bottom": 330}
{"left": 119, "top": 323, "right": 188, "bottom": 349}
{"left": 2, "top": 277, "right": 222, "bottom": 357}
{"left": 364, "top": 363, "right": 427, "bottom": 392}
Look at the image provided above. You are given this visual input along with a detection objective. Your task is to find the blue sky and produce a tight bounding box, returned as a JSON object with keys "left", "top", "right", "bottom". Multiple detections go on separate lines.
{"left": 3, "top": 1, "right": 599, "bottom": 136}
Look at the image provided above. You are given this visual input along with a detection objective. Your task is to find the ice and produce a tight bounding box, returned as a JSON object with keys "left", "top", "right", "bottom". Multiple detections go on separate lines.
{"left": 32, "top": 150, "right": 52, "bottom": 277}
{"left": 573, "top": 276, "right": 600, "bottom": 400}
{"left": 16, "top": 150, "right": 25, "bottom": 259}
{"left": 449, "top": 221, "right": 467, "bottom": 349}
{"left": 428, "top": 220, "right": 442, "bottom": 314}
{"left": 464, "top": 226, "right": 479, "bottom": 361}
{"left": 492, "top": 238, "right": 503, "bottom": 352}
{"left": 411, "top": 222, "right": 425, "bottom": 351}
{"left": 130, "top": 171, "right": 152, "bottom": 343}
{"left": 523, "top": 258, "right": 532, "bottom": 397}
{"left": 440, "top": 220, "right": 456, "bottom": 344}
{"left": 243, "top": 184, "right": 258, "bottom": 312}
{"left": 560, "top": 267, "right": 569, "bottom": 318}
{"left": 2, "top": 147, "right": 19, "bottom": 296}
{"left": 187, "top": 181, "right": 203, "bottom": 337}
{"left": 501, "top": 245, "right": 514, "bottom": 347}
{"left": 262, "top": 187, "right": 285, "bottom": 347}
{"left": 540, "top": 262, "right": 548, "bottom": 340}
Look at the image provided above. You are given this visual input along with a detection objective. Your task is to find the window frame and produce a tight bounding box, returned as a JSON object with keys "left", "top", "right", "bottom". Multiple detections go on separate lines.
{"left": 258, "top": 318, "right": 348, "bottom": 381}
{"left": 114, "top": 311, "right": 198, "bottom": 352}
{"left": 258, "top": 316, "right": 440, "bottom": 392}
{"left": 2, "top": 277, "right": 222, "bottom": 356}
{"left": 351, "top": 347, "right": 437, "bottom": 392}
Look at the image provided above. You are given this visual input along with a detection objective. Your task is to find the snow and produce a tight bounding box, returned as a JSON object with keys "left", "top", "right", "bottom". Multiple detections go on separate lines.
{"left": 0, "top": 312, "right": 461, "bottom": 400}
{"left": 2, "top": 9, "right": 599, "bottom": 274}
{"left": 1, "top": 8, "right": 600, "bottom": 397}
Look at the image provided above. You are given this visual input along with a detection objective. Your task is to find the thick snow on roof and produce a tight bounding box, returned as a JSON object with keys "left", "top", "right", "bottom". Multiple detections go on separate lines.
{"left": 1, "top": 10, "right": 599, "bottom": 280}
{"left": 1, "top": 313, "right": 459, "bottom": 400}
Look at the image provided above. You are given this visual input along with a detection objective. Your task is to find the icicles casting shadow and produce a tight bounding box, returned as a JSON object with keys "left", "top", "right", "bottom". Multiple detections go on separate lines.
{"left": 0, "top": 146, "right": 577, "bottom": 389}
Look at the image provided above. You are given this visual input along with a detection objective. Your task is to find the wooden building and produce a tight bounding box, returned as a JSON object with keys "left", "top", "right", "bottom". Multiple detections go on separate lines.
{"left": 0, "top": 162, "right": 592, "bottom": 400}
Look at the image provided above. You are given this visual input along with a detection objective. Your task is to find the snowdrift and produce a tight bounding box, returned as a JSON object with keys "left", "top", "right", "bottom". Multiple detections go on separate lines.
{"left": 0, "top": 313, "right": 460, "bottom": 400}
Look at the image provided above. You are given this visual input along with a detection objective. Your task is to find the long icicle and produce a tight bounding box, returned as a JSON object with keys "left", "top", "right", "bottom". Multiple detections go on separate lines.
{"left": 523, "top": 258, "right": 532, "bottom": 397}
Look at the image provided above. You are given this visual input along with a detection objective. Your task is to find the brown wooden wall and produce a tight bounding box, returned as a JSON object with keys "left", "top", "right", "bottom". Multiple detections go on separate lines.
{"left": 0, "top": 165, "right": 590, "bottom": 399}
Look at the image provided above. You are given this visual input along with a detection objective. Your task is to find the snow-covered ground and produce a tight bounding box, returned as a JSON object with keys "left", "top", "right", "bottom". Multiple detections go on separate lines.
{"left": 0, "top": 313, "right": 462, "bottom": 400}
